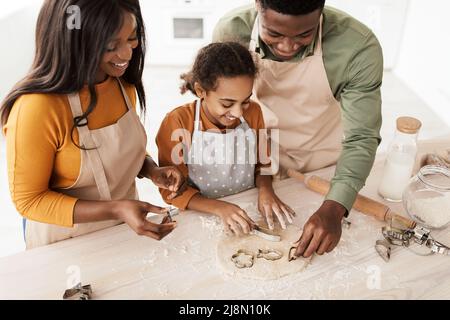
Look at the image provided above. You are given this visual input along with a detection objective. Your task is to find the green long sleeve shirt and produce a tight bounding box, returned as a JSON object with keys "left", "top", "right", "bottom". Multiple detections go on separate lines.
{"left": 212, "top": 4, "right": 383, "bottom": 212}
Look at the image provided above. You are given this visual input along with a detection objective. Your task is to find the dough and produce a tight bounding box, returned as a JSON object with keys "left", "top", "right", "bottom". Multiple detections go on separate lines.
{"left": 216, "top": 222, "right": 312, "bottom": 280}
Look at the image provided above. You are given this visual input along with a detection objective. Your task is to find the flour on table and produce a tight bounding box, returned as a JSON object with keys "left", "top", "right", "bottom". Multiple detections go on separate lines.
{"left": 216, "top": 223, "right": 311, "bottom": 280}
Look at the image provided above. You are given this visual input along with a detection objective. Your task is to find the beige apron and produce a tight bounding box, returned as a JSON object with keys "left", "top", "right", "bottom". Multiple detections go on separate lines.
{"left": 250, "top": 15, "right": 343, "bottom": 179}
{"left": 24, "top": 78, "right": 147, "bottom": 249}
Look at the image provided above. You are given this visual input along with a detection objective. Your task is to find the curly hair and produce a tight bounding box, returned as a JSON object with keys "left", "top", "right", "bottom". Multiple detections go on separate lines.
{"left": 258, "top": 0, "right": 325, "bottom": 15}
{"left": 180, "top": 42, "right": 258, "bottom": 96}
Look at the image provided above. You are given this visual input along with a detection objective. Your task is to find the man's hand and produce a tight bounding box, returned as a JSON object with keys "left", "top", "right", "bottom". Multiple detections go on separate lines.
{"left": 294, "top": 200, "right": 347, "bottom": 258}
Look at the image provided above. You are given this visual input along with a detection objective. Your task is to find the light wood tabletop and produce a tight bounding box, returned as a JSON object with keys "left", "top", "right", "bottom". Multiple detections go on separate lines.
{"left": 1, "top": 139, "right": 450, "bottom": 300}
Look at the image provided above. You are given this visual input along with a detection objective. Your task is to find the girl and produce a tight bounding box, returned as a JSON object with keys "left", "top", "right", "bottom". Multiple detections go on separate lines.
{"left": 156, "top": 42, "right": 295, "bottom": 235}
{"left": 1, "top": 0, "right": 184, "bottom": 249}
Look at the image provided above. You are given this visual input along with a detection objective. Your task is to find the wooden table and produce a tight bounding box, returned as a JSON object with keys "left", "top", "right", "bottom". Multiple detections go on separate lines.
{"left": 1, "top": 141, "right": 450, "bottom": 300}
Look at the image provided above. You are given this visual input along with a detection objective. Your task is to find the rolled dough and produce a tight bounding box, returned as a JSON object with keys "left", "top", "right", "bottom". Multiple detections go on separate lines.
{"left": 216, "top": 223, "right": 312, "bottom": 280}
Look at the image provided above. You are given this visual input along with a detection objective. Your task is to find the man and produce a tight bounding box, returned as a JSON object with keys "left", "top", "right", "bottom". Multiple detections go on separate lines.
{"left": 213, "top": 0, "right": 383, "bottom": 258}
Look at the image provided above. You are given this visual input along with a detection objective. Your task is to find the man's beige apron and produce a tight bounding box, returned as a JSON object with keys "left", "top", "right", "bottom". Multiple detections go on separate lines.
{"left": 250, "top": 15, "right": 343, "bottom": 179}
{"left": 25, "top": 78, "right": 147, "bottom": 249}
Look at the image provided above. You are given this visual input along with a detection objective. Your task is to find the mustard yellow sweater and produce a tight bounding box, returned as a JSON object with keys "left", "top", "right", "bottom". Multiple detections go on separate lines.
{"left": 4, "top": 77, "right": 137, "bottom": 227}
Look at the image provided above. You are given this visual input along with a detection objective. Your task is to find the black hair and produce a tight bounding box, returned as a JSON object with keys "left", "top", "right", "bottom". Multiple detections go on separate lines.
{"left": 258, "top": 0, "right": 325, "bottom": 15}
{"left": 1, "top": 0, "right": 146, "bottom": 148}
{"left": 180, "top": 41, "right": 257, "bottom": 96}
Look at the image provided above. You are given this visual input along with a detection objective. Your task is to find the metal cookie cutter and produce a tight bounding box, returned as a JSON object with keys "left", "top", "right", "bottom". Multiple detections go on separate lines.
{"left": 256, "top": 249, "right": 283, "bottom": 261}
{"left": 342, "top": 218, "right": 351, "bottom": 229}
{"left": 166, "top": 207, "right": 179, "bottom": 222}
{"left": 375, "top": 239, "right": 391, "bottom": 262}
{"left": 63, "top": 283, "right": 92, "bottom": 300}
{"left": 231, "top": 249, "right": 255, "bottom": 269}
{"left": 288, "top": 246, "right": 298, "bottom": 262}
{"left": 375, "top": 224, "right": 450, "bottom": 262}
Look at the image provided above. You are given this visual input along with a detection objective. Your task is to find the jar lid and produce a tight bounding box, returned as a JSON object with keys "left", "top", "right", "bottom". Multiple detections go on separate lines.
{"left": 397, "top": 116, "right": 422, "bottom": 134}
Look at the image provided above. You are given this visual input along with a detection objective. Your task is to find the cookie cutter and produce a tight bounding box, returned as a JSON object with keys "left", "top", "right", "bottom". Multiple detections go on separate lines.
{"left": 375, "top": 239, "right": 391, "bottom": 262}
{"left": 63, "top": 283, "right": 92, "bottom": 300}
{"left": 231, "top": 249, "right": 255, "bottom": 269}
{"left": 166, "top": 207, "right": 179, "bottom": 222}
{"left": 342, "top": 218, "right": 351, "bottom": 229}
{"left": 288, "top": 246, "right": 298, "bottom": 262}
{"left": 375, "top": 224, "right": 450, "bottom": 262}
{"left": 256, "top": 249, "right": 283, "bottom": 261}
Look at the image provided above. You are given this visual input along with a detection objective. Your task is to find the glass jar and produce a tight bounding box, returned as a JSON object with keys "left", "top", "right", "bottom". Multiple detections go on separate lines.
{"left": 378, "top": 117, "right": 422, "bottom": 202}
{"left": 403, "top": 165, "right": 450, "bottom": 229}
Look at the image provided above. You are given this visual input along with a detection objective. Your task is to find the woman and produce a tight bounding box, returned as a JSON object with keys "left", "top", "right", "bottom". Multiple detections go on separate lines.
{"left": 1, "top": 0, "right": 184, "bottom": 249}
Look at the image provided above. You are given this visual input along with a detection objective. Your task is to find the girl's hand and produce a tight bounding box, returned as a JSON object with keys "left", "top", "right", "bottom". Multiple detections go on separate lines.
{"left": 112, "top": 200, "right": 176, "bottom": 240}
{"left": 213, "top": 201, "right": 256, "bottom": 236}
{"left": 150, "top": 166, "right": 187, "bottom": 200}
{"left": 258, "top": 187, "right": 296, "bottom": 230}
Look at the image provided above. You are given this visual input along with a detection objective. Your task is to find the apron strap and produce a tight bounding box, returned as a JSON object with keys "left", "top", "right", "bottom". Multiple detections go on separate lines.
{"left": 67, "top": 91, "right": 112, "bottom": 201}
{"left": 116, "top": 78, "right": 133, "bottom": 111}
{"left": 249, "top": 16, "right": 259, "bottom": 53}
{"left": 314, "top": 15, "right": 324, "bottom": 55}
{"left": 194, "top": 99, "right": 202, "bottom": 131}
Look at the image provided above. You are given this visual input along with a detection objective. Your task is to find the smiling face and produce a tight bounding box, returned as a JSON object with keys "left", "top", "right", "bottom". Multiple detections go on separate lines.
{"left": 96, "top": 11, "right": 139, "bottom": 82}
{"left": 195, "top": 76, "right": 254, "bottom": 129}
{"left": 257, "top": 3, "right": 322, "bottom": 61}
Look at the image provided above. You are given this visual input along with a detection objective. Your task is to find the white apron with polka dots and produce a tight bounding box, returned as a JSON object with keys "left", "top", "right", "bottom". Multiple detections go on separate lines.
{"left": 187, "top": 99, "right": 256, "bottom": 198}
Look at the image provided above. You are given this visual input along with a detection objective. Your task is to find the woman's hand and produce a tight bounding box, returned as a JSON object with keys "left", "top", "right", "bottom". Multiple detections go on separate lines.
{"left": 149, "top": 166, "right": 187, "bottom": 200}
{"left": 212, "top": 201, "right": 256, "bottom": 236}
{"left": 112, "top": 200, "right": 176, "bottom": 240}
{"left": 258, "top": 186, "right": 296, "bottom": 230}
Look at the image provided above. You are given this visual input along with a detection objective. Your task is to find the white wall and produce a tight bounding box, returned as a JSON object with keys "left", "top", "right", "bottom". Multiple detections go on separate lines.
{"left": 143, "top": 0, "right": 409, "bottom": 68}
{"left": 0, "top": 2, "right": 40, "bottom": 100}
{"left": 142, "top": 0, "right": 251, "bottom": 66}
{"left": 0, "top": 0, "right": 411, "bottom": 81}
{"left": 394, "top": 0, "right": 450, "bottom": 126}
{"left": 327, "top": 0, "right": 409, "bottom": 70}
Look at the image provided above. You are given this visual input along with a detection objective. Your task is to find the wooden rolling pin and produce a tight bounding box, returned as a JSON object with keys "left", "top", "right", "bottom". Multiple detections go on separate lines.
{"left": 287, "top": 169, "right": 416, "bottom": 229}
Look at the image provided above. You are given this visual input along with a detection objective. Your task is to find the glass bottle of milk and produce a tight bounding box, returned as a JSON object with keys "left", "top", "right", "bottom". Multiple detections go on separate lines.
{"left": 378, "top": 116, "right": 422, "bottom": 202}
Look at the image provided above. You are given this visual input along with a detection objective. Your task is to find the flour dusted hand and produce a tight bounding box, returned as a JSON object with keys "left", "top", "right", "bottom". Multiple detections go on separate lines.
{"left": 213, "top": 201, "right": 256, "bottom": 236}
{"left": 258, "top": 186, "right": 296, "bottom": 230}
